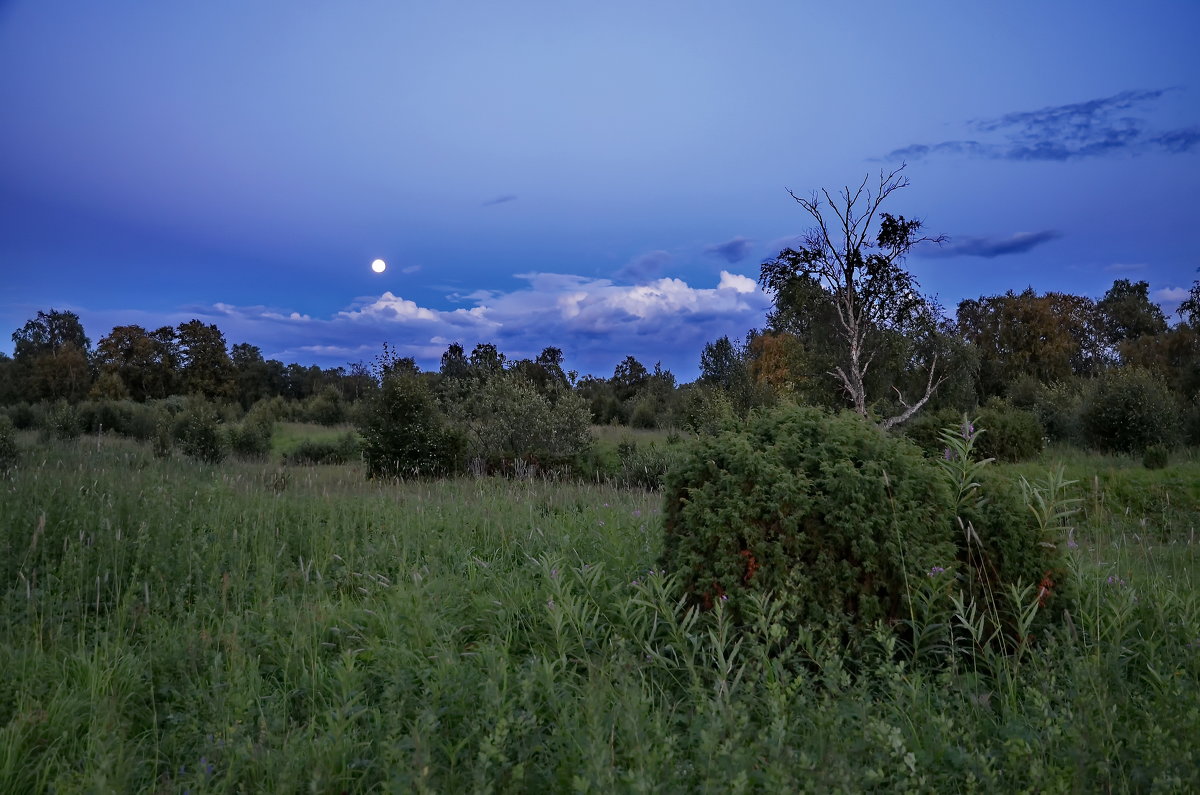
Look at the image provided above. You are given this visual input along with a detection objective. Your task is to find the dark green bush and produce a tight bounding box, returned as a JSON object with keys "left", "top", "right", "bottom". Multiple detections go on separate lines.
{"left": 1081, "top": 368, "right": 1179, "bottom": 454}
{"left": 173, "top": 401, "right": 228, "bottom": 464}
{"left": 228, "top": 416, "right": 274, "bottom": 460}
{"left": 660, "top": 406, "right": 956, "bottom": 631}
{"left": 284, "top": 432, "right": 360, "bottom": 465}
{"left": 0, "top": 415, "right": 18, "bottom": 473}
{"left": 899, "top": 406, "right": 963, "bottom": 456}
{"left": 973, "top": 401, "right": 1044, "bottom": 462}
{"left": 1032, "top": 379, "right": 1085, "bottom": 445}
{"left": 4, "top": 403, "right": 41, "bottom": 430}
{"left": 45, "top": 400, "right": 81, "bottom": 440}
{"left": 1143, "top": 444, "right": 1169, "bottom": 470}
{"left": 357, "top": 372, "right": 461, "bottom": 478}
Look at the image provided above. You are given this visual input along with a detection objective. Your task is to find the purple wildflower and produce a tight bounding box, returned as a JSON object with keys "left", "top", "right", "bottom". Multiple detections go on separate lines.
{"left": 928, "top": 566, "right": 946, "bottom": 577}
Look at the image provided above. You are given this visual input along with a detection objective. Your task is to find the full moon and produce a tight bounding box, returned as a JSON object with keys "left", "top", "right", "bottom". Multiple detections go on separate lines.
{"left": 370, "top": 259, "right": 386, "bottom": 273}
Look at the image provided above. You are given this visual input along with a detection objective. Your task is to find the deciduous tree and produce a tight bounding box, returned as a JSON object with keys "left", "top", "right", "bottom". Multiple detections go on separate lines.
{"left": 758, "top": 166, "right": 947, "bottom": 428}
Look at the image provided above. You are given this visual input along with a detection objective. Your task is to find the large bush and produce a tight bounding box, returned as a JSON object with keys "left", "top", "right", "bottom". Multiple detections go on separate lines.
{"left": 357, "top": 372, "right": 461, "bottom": 478}
{"left": 973, "top": 400, "right": 1044, "bottom": 462}
{"left": 452, "top": 372, "right": 592, "bottom": 473}
{"left": 660, "top": 406, "right": 956, "bottom": 630}
{"left": 1081, "top": 368, "right": 1179, "bottom": 453}
{"left": 173, "top": 400, "right": 229, "bottom": 464}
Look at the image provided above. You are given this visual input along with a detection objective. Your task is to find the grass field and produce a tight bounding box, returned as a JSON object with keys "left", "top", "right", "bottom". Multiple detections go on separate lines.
{"left": 2, "top": 431, "right": 1198, "bottom": 792}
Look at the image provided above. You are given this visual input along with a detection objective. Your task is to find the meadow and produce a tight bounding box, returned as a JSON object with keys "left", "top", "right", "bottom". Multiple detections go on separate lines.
{"left": 2, "top": 428, "right": 1199, "bottom": 792}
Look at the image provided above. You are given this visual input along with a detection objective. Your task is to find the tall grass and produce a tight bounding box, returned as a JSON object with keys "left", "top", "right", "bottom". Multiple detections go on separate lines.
{"left": 1, "top": 433, "right": 1198, "bottom": 791}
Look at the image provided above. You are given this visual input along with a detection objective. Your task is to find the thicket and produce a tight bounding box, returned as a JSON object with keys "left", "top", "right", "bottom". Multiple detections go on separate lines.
{"left": 660, "top": 407, "right": 1071, "bottom": 651}
{"left": 283, "top": 431, "right": 360, "bottom": 465}
{"left": 357, "top": 372, "right": 461, "bottom": 478}
{"left": 0, "top": 414, "right": 17, "bottom": 473}
{"left": 1082, "top": 367, "right": 1180, "bottom": 454}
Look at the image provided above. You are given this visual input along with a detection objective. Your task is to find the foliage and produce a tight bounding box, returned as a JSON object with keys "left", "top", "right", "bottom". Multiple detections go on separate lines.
{"left": 1097, "top": 278, "right": 1167, "bottom": 348}
{"left": 972, "top": 400, "right": 1044, "bottom": 462}
{"left": 614, "top": 438, "right": 689, "bottom": 490}
{"left": 283, "top": 432, "right": 360, "bottom": 465}
{"left": 357, "top": 371, "right": 461, "bottom": 478}
{"left": 660, "top": 406, "right": 956, "bottom": 631}
{"left": 1142, "top": 443, "right": 1169, "bottom": 470}
{"left": 758, "top": 167, "right": 947, "bottom": 428}
{"left": 936, "top": 421, "right": 1074, "bottom": 646}
{"left": 45, "top": 399, "right": 82, "bottom": 440}
{"left": 172, "top": 400, "right": 229, "bottom": 464}
{"left": 452, "top": 371, "right": 592, "bottom": 473}
{"left": 1081, "top": 367, "right": 1180, "bottom": 453}
{"left": 0, "top": 414, "right": 18, "bottom": 474}
{"left": 958, "top": 288, "right": 1105, "bottom": 400}
{"left": 227, "top": 411, "right": 275, "bottom": 460}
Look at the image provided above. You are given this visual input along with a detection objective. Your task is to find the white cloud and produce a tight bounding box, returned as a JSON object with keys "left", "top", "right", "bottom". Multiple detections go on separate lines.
{"left": 1153, "top": 286, "right": 1189, "bottom": 302}
{"left": 92, "top": 271, "right": 772, "bottom": 378}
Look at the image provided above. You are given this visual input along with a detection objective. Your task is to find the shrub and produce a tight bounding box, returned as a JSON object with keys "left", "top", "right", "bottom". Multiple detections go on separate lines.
{"left": 228, "top": 416, "right": 274, "bottom": 460}
{"left": 1033, "top": 379, "right": 1085, "bottom": 446}
{"left": 173, "top": 401, "right": 229, "bottom": 464}
{"left": 303, "top": 387, "right": 346, "bottom": 425}
{"left": 4, "top": 403, "right": 41, "bottom": 430}
{"left": 452, "top": 372, "right": 592, "bottom": 474}
{"left": 45, "top": 400, "right": 81, "bottom": 440}
{"left": 0, "top": 415, "right": 18, "bottom": 474}
{"left": 283, "top": 432, "right": 360, "bottom": 465}
{"left": 899, "top": 405, "right": 962, "bottom": 456}
{"left": 659, "top": 406, "right": 956, "bottom": 632}
{"left": 1143, "top": 444, "right": 1169, "bottom": 470}
{"left": 973, "top": 400, "right": 1044, "bottom": 462}
{"left": 357, "top": 372, "right": 461, "bottom": 478}
{"left": 1081, "top": 368, "right": 1179, "bottom": 454}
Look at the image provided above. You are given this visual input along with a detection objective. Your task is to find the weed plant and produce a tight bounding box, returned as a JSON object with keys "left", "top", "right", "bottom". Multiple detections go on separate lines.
{"left": 1, "top": 434, "right": 1197, "bottom": 791}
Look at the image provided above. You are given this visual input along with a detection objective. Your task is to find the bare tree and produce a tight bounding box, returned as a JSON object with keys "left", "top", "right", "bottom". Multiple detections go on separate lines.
{"left": 759, "top": 166, "right": 947, "bottom": 429}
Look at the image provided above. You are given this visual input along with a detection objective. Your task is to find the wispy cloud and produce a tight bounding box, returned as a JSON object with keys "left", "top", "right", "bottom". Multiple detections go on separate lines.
{"left": 883, "top": 89, "right": 1199, "bottom": 161}
{"left": 704, "top": 236, "right": 755, "bottom": 264}
{"left": 482, "top": 194, "right": 517, "bottom": 206}
{"left": 71, "top": 271, "right": 771, "bottom": 379}
{"left": 617, "top": 249, "right": 673, "bottom": 282}
{"left": 1105, "top": 262, "right": 1148, "bottom": 273}
{"left": 921, "top": 230, "right": 1062, "bottom": 259}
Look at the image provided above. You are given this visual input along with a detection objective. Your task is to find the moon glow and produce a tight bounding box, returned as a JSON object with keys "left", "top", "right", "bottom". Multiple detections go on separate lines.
{"left": 370, "top": 259, "right": 387, "bottom": 273}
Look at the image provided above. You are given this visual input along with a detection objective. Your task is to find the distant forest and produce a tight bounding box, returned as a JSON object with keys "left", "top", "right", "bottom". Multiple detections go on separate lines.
{"left": 3, "top": 275, "right": 1199, "bottom": 452}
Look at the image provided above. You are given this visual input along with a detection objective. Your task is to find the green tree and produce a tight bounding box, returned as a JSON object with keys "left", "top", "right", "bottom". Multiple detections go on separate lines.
{"left": 231, "top": 342, "right": 270, "bottom": 408}
{"left": 957, "top": 289, "right": 1105, "bottom": 399}
{"left": 94, "top": 324, "right": 179, "bottom": 401}
{"left": 11, "top": 309, "right": 93, "bottom": 401}
{"left": 1178, "top": 279, "right": 1200, "bottom": 326}
{"left": 176, "top": 320, "right": 235, "bottom": 399}
{"left": 1096, "top": 279, "right": 1168, "bottom": 351}
{"left": 759, "top": 167, "right": 947, "bottom": 428}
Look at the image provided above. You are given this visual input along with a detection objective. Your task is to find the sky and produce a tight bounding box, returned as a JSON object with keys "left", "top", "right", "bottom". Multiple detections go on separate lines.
{"left": 2, "top": 0, "right": 1198, "bottom": 381}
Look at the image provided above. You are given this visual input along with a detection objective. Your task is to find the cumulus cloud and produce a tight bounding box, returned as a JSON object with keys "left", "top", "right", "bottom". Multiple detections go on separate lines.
{"left": 617, "top": 249, "right": 673, "bottom": 281}
{"left": 1153, "top": 286, "right": 1189, "bottom": 302}
{"left": 81, "top": 271, "right": 772, "bottom": 379}
{"left": 704, "top": 236, "right": 755, "bottom": 264}
{"left": 882, "top": 89, "right": 1199, "bottom": 161}
{"left": 921, "top": 230, "right": 1062, "bottom": 259}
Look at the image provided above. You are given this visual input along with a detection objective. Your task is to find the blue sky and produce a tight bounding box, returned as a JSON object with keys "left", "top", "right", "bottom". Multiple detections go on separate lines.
{"left": 2, "top": 1, "right": 1197, "bottom": 380}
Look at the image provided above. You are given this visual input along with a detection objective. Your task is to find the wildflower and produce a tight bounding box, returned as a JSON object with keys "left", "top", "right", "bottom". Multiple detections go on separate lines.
{"left": 550, "top": 568, "right": 558, "bottom": 579}
{"left": 597, "top": 520, "right": 605, "bottom": 527}
{"left": 1106, "top": 575, "right": 1127, "bottom": 587}
{"left": 547, "top": 598, "right": 555, "bottom": 610}
{"left": 632, "top": 509, "right": 642, "bottom": 518}
{"left": 1067, "top": 529, "right": 1079, "bottom": 549}
{"left": 943, "top": 448, "right": 956, "bottom": 461}
{"left": 928, "top": 566, "right": 946, "bottom": 577}
{"left": 720, "top": 594, "right": 728, "bottom": 602}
